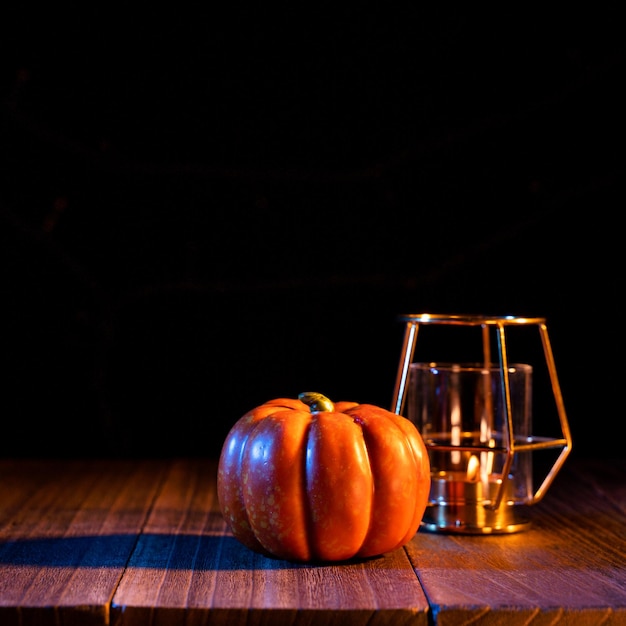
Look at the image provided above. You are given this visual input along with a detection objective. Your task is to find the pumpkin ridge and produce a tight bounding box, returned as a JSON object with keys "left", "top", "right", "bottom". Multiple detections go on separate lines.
{"left": 249, "top": 410, "right": 313, "bottom": 560}
{"left": 218, "top": 414, "right": 268, "bottom": 556}
{"left": 240, "top": 415, "right": 281, "bottom": 556}
{"left": 302, "top": 417, "right": 317, "bottom": 561}
{"left": 350, "top": 410, "right": 378, "bottom": 552}
{"left": 353, "top": 410, "right": 420, "bottom": 557}
{"left": 305, "top": 411, "right": 373, "bottom": 561}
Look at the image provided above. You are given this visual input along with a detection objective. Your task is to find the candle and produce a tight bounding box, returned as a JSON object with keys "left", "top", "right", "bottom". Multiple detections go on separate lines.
{"left": 424, "top": 467, "right": 525, "bottom": 533}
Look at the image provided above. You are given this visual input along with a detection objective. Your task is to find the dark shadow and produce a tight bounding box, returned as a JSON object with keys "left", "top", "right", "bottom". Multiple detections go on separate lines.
{"left": 0, "top": 533, "right": 386, "bottom": 570}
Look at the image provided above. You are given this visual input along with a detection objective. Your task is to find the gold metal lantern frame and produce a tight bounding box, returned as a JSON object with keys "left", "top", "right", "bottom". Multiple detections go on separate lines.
{"left": 391, "top": 314, "right": 573, "bottom": 534}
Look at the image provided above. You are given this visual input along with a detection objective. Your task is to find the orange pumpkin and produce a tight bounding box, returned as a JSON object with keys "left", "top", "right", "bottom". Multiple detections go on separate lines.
{"left": 217, "top": 392, "right": 431, "bottom": 562}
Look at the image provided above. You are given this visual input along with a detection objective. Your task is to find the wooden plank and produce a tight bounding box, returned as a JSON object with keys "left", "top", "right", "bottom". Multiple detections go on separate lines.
{"left": 3, "top": 457, "right": 622, "bottom": 625}
{"left": 405, "top": 458, "right": 626, "bottom": 625}
{"left": 0, "top": 459, "right": 168, "bottom": 626}
{"left": 111, "top": 458, "right": 430, "bottom": 626}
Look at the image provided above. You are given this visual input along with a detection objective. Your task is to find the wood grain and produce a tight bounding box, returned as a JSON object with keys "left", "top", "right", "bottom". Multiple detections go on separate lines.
{"left": 1, "top": 457, "right": 624, "bottom": 625}
{"left": 0, "top": 459, "right": 170, "bottom": 626}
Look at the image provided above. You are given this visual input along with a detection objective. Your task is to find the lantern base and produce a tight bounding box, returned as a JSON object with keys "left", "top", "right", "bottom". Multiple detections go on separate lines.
{"left": 420, "top": 470, "right": 533, "bottom": 534}
{"left": 421, "top": 502, "right": 531, "bottom": 534}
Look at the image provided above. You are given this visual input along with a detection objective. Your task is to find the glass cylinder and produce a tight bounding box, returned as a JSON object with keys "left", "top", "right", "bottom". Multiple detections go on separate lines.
{"left": 407, "top": 362, "right": 533, "bottom": 534}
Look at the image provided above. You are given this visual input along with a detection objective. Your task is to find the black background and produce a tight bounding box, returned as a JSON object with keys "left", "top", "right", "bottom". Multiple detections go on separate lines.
{"left": 1, "top": 7, "right": 623, "bottom": 458}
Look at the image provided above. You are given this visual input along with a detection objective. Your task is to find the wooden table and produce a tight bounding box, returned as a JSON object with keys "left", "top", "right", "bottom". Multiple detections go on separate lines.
{"left": 0, "top": 457, "right": 624, "bottom": 625}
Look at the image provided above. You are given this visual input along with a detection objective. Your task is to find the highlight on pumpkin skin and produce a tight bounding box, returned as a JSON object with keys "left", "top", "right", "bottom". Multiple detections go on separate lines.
{"left": 243, "top": 410, "right": 313, "bottom": 560}
{"left": 217, "top": 393, "right": 431, "bottom": 563}
{"left": 305, "top": 411, "right": 374, "bottom": 561}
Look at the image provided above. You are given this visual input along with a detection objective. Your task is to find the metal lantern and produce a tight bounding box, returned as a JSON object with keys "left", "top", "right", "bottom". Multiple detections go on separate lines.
{"left": 392, "top": 314, "right": 572, "bottom": 534}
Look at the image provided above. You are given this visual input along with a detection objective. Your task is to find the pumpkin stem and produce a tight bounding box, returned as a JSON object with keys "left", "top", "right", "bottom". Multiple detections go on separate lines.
{"left": 298, "top": 392, "right": 334, "bottom": 413}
